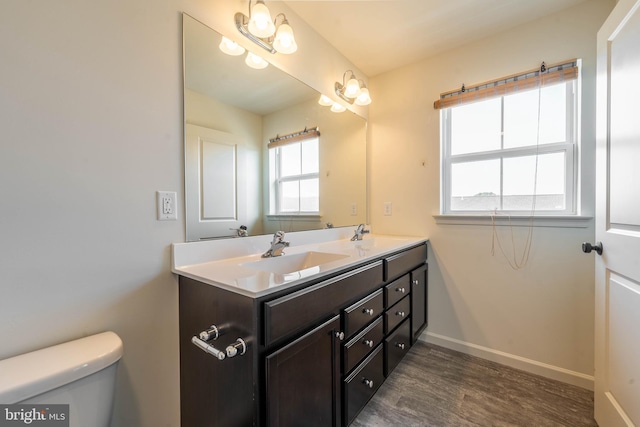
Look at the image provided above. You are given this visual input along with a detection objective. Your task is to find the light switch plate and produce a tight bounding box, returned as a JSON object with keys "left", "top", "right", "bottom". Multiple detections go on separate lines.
{"left": 384, "top": 202, "right": 392, "bottom": 216}
{"left": 157, "top": 191, "right": 177, "bottom": 220}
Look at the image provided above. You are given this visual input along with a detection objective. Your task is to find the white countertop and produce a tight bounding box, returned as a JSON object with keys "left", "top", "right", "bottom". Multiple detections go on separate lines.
{"left": 172, "top": 228, "right": 427, "bottom": 298}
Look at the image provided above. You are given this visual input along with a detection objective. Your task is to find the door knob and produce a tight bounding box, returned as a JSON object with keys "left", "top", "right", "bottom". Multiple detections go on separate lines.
{"left": 582, "top": 242, "right": 603, "bottom": 255}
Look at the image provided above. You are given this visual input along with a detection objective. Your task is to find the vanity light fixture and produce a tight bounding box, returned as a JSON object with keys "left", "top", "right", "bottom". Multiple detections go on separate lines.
{"left": 318, "top": 94, "right": 333, "bottom": 107}
{"left": 247, "top": 0, "right": 275, "bottom": 38}
{"left": 335, "top": 70, "right": 372, "bottom": 106}
{"left": 218, "top": 35, "right": 269, "bottom": 71}
{"left": 330, "top": 102, "right": 346, "bottom": 113}
{"left": 219, "top": 36, "right": 246, "bottom": 56}
{"left": 245, "top": 52, "right": 269, "bottom": 69}
{"left": 235, "top": 1, "right": 298, "bottom": 55}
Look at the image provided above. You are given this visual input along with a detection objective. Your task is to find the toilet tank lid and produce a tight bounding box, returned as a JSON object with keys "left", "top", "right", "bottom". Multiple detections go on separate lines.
{"left": 0, "top": 331, "right": 123, "bottom": 404}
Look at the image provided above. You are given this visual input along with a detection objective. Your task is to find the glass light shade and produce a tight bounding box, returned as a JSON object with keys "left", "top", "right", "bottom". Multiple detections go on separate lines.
{"left": 354, "top": 87, "right": 372, "bottom": 106}
{"left": 273, "top": 23, "right": 297, "bottom": 54}
{"left": 344, "top": 77, "right": 361, "bottom": 98}
{"left": 248, "top": 1, "right": 275, "bottom": 38}
{"left": 330, "top": 102, "right": 346, "bottom": 113}
{"left": 219, "top": 36, "right": 245, "bottom": 56}
{"left": 318, "top": 95, "right": 333, "bottom": 106}
{"left": 245, "top": 52, "right": 269, "bottom": 69}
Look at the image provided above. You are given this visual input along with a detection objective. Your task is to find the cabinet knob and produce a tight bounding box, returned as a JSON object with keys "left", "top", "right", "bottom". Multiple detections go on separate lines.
{"left": 198, "top": 325, "right": 220, "bottom": 342}
{"left": 396, "top": 311, "right": 406, "bottom": 318}
{"left": 396, "top": 343, "right": 405, "bottom": 350}
{"left": 395, "top": 287, "right": 405, "bottom": 293}
{"left": 335, "top": 331, "right": 345, "bottom": 341}
{"left": 363, "top": 378, "right": 374, "bottom": 389}
{"left": 225, "top": 338, "right": 247, "bottom": 358}
{"left": 363, "top": 339, "right": 374, "bottom": 348}
{"left": 412, "top": 279, "right": 419, "bottom": 285}
{"left": 362, "top": 308, "right": 374, "bottom": 316}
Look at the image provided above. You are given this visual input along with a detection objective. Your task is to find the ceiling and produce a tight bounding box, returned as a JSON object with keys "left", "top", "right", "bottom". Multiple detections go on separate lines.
{"left": 283, "top": 0, "right": 590, "bottom": 77}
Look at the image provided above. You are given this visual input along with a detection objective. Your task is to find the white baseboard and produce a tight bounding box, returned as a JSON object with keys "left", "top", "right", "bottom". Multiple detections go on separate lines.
{"left": 421, "top": 331, "right": 594, "bottom": 391}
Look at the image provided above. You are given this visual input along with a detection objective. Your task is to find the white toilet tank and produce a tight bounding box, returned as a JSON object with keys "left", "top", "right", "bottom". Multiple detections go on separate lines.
{"left": 0, "top": 331, "right": 123, "bottom": 427}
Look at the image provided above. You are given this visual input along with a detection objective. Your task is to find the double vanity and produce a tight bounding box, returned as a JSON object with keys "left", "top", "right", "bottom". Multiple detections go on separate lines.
{"left": 172, "top": 228, "right": 428, "bottom": 426}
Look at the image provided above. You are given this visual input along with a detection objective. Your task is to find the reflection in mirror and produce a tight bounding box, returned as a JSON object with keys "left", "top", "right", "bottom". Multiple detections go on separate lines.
{"left": 183, "top": 14, "right": 367, "bottom": 241}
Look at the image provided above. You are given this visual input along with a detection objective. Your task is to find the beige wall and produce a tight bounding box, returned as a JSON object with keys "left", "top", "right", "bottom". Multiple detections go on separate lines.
{"left": 369, "top": 0, "right": 614, "bottom": 388}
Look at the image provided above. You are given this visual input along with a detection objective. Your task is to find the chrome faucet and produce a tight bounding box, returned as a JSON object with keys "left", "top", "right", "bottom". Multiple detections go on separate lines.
{"left": 351, "top": 224, "right": 370, "bottom": 241}
{"left": 262, "top": 231, "right": 290, "bottom": 258}
{"left": 231, "top": 225, "right": 248, "bottom": 238}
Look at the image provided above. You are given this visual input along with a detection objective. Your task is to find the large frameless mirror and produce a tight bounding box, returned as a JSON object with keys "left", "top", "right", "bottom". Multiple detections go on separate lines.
{"left": 183, "top": 14, "right": 367, "bottom": 241}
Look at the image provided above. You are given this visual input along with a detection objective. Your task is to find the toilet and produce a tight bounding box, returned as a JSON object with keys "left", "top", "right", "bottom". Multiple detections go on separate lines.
{"left": 0, "top": 331, "right": 123, "bottom": 427}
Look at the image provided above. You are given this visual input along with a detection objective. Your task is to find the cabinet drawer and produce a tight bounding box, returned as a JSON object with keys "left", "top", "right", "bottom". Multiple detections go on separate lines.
{"left": 385, "top": 273, "right": 410, "bottom": 308}
{"left": 264, "top": 261, "right": 384, "bottom": 345}
{"left": 343, "top": 289, "right": 383, "bottom": 338}
{"left": 385, "top": 318, "right": 411, "bottom": 376}
{"left": 385, "top": 294, "right": 411, "bottom": 334}
{"left": 384, "top": 244, "right": 427, "bottom": 281}
{"left": 344, "top": 345, "right": 384, "bottom": 426}
{"left": 343, "top": 316, "right": 384, "bottom": 374}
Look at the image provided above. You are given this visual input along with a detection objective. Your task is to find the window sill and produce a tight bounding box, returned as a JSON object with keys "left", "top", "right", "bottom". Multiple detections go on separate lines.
{"left": 433, "top": 214, "right": 592, "bottom": 228}
{"left": 266, "top": 214, "right": 322, "bottom": 221}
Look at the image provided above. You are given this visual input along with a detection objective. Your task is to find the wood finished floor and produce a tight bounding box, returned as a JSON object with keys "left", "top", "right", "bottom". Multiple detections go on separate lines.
{"left": 352, "top": 342, "right": 597, "bottom": 427}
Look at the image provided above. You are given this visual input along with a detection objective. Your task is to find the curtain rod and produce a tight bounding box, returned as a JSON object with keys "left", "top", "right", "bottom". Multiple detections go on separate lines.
{"left": 439, "top": 59, "right": 578, "bottom": 100}
{"left": 269, "top": 126, "right": 320, "bottom": 144}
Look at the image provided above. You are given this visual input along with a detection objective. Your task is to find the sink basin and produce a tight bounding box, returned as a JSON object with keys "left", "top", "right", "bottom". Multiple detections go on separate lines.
{"left": 241, "top": 251, "right": 349, "bottom": 275}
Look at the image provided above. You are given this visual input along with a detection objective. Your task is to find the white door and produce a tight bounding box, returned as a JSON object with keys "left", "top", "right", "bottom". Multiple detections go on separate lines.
{"left": 185, "top": 124, "right": 261, "bottom": 241}
{"left": 594, "top": 0, "right": 640, "bottom": 425}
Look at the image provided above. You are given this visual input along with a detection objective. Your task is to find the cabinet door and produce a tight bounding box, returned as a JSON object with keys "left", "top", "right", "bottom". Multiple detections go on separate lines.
{"left": 265, "top": 315, "right": 341, "bottom": 427}
{"left": 410, "top": 264, "right": 428, "bottom": 344}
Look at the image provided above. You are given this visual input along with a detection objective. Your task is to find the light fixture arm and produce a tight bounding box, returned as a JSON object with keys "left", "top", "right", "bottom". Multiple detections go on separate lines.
{"left": 273, "top": 13, "right": 288, "bottom": 28}
{"left": 235, "top": 1, "right": 296, "bottom": 54}
{"left": 333, "top": 70, "right": 372, "bottom": 106}
{"left": 342, "top": 70, "right": 356, "bottom": 85}
{"left": 235, "top": 12, "right": 276, "bottom": 54}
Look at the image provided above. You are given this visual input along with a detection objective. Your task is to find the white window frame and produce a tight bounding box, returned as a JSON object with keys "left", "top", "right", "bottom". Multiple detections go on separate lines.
{"left": 441, "top": 79, "right": 578, "bottom": 216}
{"left": 270, "top": 136, "right": 320, "bottom": 215}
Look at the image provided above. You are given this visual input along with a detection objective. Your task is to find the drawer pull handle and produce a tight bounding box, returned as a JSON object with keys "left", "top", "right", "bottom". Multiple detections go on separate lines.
{"left": 363, "top": 339, "right": 374, "bottom": 348}
{"left": 396, "top": 343, "right": 406, "bottom": 350}
{"left": 335, "top": 331, "right": 345, "bottom": 341}
{"left": 363, "top": 378, "right": 374, "bottom": 389}
{"left": 362, "top": 308, "right": 374, "bottom": 316}
{"left": 396, "top": 311, "right": 406, "bottom": 317}
{"left": 412, "top": 279, "right": 419, "bottom": 285}
{"left": 191, "top": 336, "right": 226, "bottom": 360}
{"left": 395, "top": 287, "right": 406, "bottom": 293}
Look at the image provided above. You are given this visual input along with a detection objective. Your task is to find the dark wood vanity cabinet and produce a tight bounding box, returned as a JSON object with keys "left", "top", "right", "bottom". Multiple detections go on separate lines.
{"left": 265, "top": 315, "right": 342, "bottom": 427}
{"left": 179, "top": 242, "right": 428, "bottom": 427}
{"left": 410, "top": 263, "right": 428, "bottom": 343}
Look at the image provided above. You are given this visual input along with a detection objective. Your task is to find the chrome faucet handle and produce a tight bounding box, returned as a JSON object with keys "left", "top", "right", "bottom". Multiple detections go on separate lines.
{"left": 272, "top": 230, "right": 286, "bottom": 244}
{"left": 230, "top": 225, "right": 248, "bottom": 237}
{"left": 262, "top": 231, "right": 290, "bottom": 257}
{"left": 351, "top": 224, "right": 370, "bottom": 241}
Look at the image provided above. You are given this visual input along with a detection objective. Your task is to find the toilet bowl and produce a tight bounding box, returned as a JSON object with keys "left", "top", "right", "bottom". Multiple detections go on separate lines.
{"left": 0, "top": 331, "right": 123, "bottom": 427}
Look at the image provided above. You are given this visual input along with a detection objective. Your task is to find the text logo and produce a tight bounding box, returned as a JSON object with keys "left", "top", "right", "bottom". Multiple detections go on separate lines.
{"left": 0, "top": 405, "right": 69, "bottom": 426}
